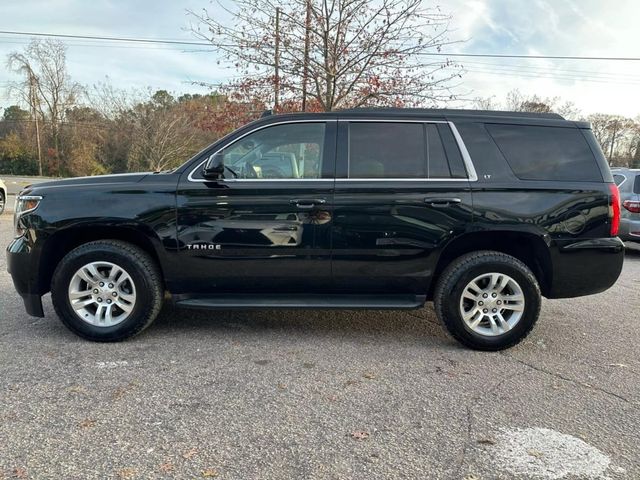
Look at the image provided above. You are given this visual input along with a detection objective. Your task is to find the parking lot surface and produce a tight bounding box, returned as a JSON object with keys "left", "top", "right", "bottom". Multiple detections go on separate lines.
{"left": 0, "top": 213, "right": 639, "bottom": 479}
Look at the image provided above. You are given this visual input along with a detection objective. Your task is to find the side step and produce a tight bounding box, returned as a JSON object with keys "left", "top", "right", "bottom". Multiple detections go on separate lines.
{"left": 175, "top": 294, "right": 426, "bottom": 310}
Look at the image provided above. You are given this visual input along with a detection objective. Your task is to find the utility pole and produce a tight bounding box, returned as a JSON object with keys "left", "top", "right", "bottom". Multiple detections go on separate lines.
{"left": 274, "top": 7, "right": 281, "bottom": 111}
{"left": 302, "top": 0, "right": 311, "bottom": 111}
{"left": 608, "top": 120, "right": 618, "bottom": 165}
{"left": 28, "top": 69, "right": 43, "bottom": 176}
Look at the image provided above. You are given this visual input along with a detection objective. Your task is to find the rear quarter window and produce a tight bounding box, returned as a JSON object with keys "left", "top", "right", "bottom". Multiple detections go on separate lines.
{"left": 486, "top": 124, "right": 603, "bottom": 182}
{"left": 634, "top": 174, "right": 640, "bottom": 194}
{"left": 613, "top": 174, "right": 626, "bottom": 187}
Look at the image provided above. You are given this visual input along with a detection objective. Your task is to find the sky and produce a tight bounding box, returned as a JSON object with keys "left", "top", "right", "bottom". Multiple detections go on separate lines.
{"left": 0, "top": 0, "right": 639, "bottom": 117}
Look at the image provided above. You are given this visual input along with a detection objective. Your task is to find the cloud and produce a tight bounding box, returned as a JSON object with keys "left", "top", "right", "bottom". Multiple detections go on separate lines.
{"left": 0, "top": 0, "right": 638, "bottom": 116}
{"left": 444, "top": 0, "right": 640, "bottom": 116}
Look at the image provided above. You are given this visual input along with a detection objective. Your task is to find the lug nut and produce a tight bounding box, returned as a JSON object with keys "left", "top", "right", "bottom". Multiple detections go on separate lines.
{"left": 93, "top": 289, "right": 99, "bottom": 294}
{"left": 492, "top": 293, "right": 497, "bottom": 298}
{"left": 99, "top": 282, "right": 105, "bottom": 287}
{"left": 112, "top": 292, "right": 118, "bottom": 297}
{"left": 107, "top": 299, "right": 112, "bottom": 304}
{"left": 97, "top": 297, "right": 103, "bottom": 303}
{"left": 483, "top": 308, "right": 488, "bottom": 313}
{"left": 492, "top": 308, "right": 497, "bottom": 313}
{"left": 483, "top": 293, "right": 488, "bottom": 298}
{"left": 108, "top": 283, "right": 114, "bottom": 288}
{"left": 497, "top": 300, "right": 502, "bottom": 305}
{"left": 478, "top": 301, "right": 484, "bottom": 306}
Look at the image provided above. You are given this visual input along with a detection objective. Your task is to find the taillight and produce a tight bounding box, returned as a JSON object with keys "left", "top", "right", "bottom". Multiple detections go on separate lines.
{"left": 609, "top": 183, "right": 621, "bottom": 236}
{"left": 623, "top": 200, "right": 640, "bottom": 213}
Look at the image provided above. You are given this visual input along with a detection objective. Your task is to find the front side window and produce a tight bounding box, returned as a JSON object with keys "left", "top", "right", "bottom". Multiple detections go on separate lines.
{"left": 221, "top": 123, "right": 325, "bottom": 179}
{"left": 347, "top": 122, "right": 465, "bottom": 179}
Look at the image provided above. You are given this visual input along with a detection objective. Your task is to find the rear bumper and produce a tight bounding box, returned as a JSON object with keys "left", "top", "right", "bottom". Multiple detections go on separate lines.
{"left": 547, "top": 237, "right": 625, "bottom": 298}
{"left": 6, "top": 236, "right": 45, "bottom": 317}
{"left": 619, "top": 218, "right": 640, "bottom": 243}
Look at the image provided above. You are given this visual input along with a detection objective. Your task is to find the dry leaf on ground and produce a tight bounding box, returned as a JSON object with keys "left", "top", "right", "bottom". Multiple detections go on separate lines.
{"left": 117, "top": 468, "right": 137, "bottom": 479}
{"left": 79, "top": 419, "right": 96, "bottom": 429}
{"left": 351, "top": 431, "right": 370, "bottom": 440}
{"left": 182, "top": 448, "right": 199, "bottom": 460}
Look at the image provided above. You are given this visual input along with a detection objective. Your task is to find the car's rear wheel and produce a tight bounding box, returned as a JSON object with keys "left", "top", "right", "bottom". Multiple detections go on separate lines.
{"left": 434, "top": 251, "right": 541, "bottom": 351}
{"left": 51, "top": 240, "right": 163, "bottom": 341}
{"left": 0, "top": 190, "right": 5, "bottom": 215}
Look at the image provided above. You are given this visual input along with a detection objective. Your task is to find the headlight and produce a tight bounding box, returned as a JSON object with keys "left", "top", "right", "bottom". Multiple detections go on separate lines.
{"left": 14, "top": 195, "right": 42, "bottom": 238}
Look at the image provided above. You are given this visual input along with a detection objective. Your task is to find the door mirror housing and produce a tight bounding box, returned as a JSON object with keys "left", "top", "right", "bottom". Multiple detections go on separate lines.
{"left": 203, "top": 152, "right": 225, "bottom": 179}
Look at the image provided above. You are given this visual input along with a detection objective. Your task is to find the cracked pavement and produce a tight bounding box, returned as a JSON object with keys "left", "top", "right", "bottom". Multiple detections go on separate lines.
{"left": 0, "top": 214, "right": 639, "bottom": 479}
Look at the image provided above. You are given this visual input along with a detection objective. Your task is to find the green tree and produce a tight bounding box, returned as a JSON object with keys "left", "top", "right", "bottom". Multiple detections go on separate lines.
{"left": 3, "top": 105, "right": 29, "bottom": 122}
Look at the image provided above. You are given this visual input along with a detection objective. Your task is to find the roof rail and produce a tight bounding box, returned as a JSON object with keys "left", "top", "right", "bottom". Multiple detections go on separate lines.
{"left": 337, "top": 107, "right": 564, "bottom": 120}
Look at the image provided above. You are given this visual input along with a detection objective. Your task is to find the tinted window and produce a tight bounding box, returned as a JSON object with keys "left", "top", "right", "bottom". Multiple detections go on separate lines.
{"left": 436, "top": 124, "right": 467, "bottom": 178}
{"left": 426, "top": 124, "right": 449, "bottom": 178}
{"left": 222, "top": 123, "right": 325, "bottom": 179}
{"left": 348, "top": 122, "right": 464, "bottom": 179}
{"left": 613, "top": 174, "right": 626, "bottom": 186}
{"left": 486, "top": 124, "right": 602, "bottom": 182}
{"left": 634, "top": 174, "right": 640, "bottom": 194}
{"left": 349, "top": 123, "right": 425, "bottom": 178}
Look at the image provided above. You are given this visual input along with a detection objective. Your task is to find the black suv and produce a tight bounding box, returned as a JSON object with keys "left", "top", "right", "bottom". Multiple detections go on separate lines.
{"left": 7, "top": 109, "right": 624, "bottom": 350}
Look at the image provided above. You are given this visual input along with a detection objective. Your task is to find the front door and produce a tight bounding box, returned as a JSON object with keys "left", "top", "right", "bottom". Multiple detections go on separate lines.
{"left": 331, "top": 119, "right": 474, "bottom": 294}
{"left": 175, "top": 120, "right": 336, "bottom": 295}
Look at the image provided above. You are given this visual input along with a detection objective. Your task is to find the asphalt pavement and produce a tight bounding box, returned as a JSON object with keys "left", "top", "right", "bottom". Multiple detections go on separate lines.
{"left": 0, "top": 213, "right": 639, "bottom": 479}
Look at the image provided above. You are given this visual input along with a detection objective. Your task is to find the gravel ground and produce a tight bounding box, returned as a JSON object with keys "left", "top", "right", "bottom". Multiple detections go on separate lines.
{"left": 0, "top": 213, "right": 639, "bottom": 480}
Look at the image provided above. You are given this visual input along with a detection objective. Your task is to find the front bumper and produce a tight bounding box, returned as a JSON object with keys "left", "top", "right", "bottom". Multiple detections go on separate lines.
{"left": 7, "top": 236, "right": 44, "bottom": 317}
{"left": 547, "top": 237, "right": 625, "bottom": 298}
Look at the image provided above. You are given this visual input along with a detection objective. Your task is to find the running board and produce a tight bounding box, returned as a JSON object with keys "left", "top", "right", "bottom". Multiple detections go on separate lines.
{"left": 175, "top": 294, "right": 426, "bottom": 310}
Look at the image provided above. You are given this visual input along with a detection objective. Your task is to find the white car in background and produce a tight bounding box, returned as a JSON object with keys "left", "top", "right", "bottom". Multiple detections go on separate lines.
{"left": 0, "top": 178, "right": 7, "bottom": 215}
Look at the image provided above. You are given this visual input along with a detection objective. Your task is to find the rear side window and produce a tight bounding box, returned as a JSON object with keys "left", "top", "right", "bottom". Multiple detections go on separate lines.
{"left": 349, "top": 123, "right": 424, "bottom": 178}
{"left": 486, "top": 124, "right": 602, "bottom": 182}
{"left": 613, "top": 174, "right": 626, "bottom": 186}
{"left": 348, "top": 122, "right": 466, "bottom": 179}
{"left": 634, "top": 174, "right": 640, "bottom": 194}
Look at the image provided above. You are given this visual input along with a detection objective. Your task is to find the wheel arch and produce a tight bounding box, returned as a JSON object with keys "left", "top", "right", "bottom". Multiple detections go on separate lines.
{"left": 39, "top": 224, "right": 166, "bottom": 294}
{"left": 430, "top": 230, "right": 552, "bottom": 298}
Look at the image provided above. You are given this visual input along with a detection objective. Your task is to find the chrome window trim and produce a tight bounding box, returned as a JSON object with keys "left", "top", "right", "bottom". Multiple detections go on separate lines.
{"left": 205, "top": 178, "right": 334, "bottom": 183}
{"left": 335, "top": 178, "right": 469, "bottom": 182}
{"left": 187, "top": 119, "right": 336, "bottom": 183}
{"left": 449, "top": 122, "right": 478, "bottom": 182}
{"left": 187, "top": 118, "right": 478, "bottom": 183}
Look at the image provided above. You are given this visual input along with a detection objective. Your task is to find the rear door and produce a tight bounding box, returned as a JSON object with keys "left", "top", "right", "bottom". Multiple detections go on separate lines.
{"left": 331, "top": 118, "right": 475, "bottom": 294}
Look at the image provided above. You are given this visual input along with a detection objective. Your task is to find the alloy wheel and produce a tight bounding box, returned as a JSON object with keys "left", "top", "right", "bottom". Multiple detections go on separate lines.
{"left": 459, "top": 272, "right": 525, "bottom": 337}
{"left": 68, "top": 261, "right": 136, "bottom": 327}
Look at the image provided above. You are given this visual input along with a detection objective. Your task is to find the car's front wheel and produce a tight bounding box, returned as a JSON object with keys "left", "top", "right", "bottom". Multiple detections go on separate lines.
{"left": 434, "top": 251, "right": 541, "bottom": 351}
{"left": 0, "top": 190, "right": 6, "bottom": 215}
{"left": 51, "top": 240, "right": 163, "bottom": 341}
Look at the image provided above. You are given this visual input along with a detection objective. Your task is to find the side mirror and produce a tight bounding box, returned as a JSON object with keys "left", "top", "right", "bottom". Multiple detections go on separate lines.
{"left": 203, "top": 152, "right": 225, "bottom": 179}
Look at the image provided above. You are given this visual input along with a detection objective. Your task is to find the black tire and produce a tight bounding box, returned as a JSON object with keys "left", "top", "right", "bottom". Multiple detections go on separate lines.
{"left": 0, "top": 190, "right": 5, "bottom": 215}
{"left": 434, "top": 251, "right": 541, "bottom": 351}
{"left": 51, "top": 240, "right": 163, "bottom": 342}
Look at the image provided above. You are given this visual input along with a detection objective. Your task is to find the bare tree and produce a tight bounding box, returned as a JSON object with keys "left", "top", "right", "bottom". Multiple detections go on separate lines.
{"left": 588, "top": 113, "right": 637, "bottom": 166}
{"left": 127, "top": 93, "right": 202, "bottom": 172}
{"left": 188, "top": 0, "right": 463, "bottom": 111}
{"left": 477, "top": 89, "right": 581, "bottom": 120}
{"left": 8, "top": 39, "right": 83, "bottom": 174}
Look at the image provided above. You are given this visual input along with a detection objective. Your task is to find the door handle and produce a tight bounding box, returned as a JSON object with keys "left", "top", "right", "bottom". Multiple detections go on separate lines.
{"left": 289, "top": 198, "right": 327, "bottom": 209}
{"left": 424, "top": 197, "right": 462, "bottom": 207}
